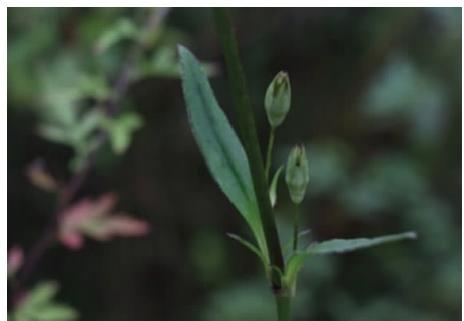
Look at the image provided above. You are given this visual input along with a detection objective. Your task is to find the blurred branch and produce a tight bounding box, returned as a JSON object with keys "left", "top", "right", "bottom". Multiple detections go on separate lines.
{"left": 12, "top": 7, "right": 170, "bottom": 304}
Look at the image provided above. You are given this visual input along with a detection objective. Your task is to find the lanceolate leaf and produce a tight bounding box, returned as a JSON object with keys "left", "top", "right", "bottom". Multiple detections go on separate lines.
{"left": 227, "top": 233, "right": 266, "bottom": 265}
{"left": 269, "top": 166, "right": 283, "bottom": 207}
{"left": 284, "top": 231, "right": 416, "bottom": 288}
{"left": 178, "top": 45, "right": 267, "bottom": 258}
{"left": 307, "top": 231, "right": 417, "bottom": 254}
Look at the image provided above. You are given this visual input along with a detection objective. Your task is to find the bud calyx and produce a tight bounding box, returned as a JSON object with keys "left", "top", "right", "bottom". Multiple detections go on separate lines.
{"left": 285, "top": 145, "right": 309, "bottom": 204}
{"left": 265, "top": 71, "right": 291, "bottom": 128}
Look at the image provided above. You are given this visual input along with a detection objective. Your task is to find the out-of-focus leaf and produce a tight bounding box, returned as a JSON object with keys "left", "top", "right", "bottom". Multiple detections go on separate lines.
{"left": 12, "top": 281, "right": 78, "bottom": 321}
{"left": 58, "top": 193, "right": 150, "bottom": 249}
{"left": 8, "top": 9, "right": 59, "bottom": 105}
{"left": 362, "top": 56, "right": 448, "bottom": 146}
{"left": 33, "top": 305, "right": 78, "bottom": 321}
{"left": 81, "top": 214, "right": 150, "bottom": 240}
{"left": 405, "top": 198, "right": 456, "bottom": 256}
{"left": 26, "top": 160, "right": 58, "bottom": 192}
{"left": 36, "top": 56, "right": 108, "bottom": 163}
{"left": 102, "top": 112, "right": 143, "bottom": 154}
{"left": 145, "top": 46, "right": 178, "bottom": 77}
{"left": 337, "top": 155, "right": 426, "bottom": 217}
{"left": 19, "top": 282, "right": 59, "bottom": 312}
{"left": 138, "top": 46, "right": 218, "bottom": 79}
{"left": 307, "top": 232, "right": 417, "bottom": 254}
{"left": 71, "top": 109, "right": 104, "bottom": 145}
{"left": 178, "top": 45, "right": 267, "bottom": 261}
{"left": 306, "top": 141, "right": 352, "bottom": 195}
{"left": 95, "top": 18, "right": 138, "bottom": 53}
{"left": 78, "top": 74, "right": 110, "bottom": 100}
{"left": 269, "top": 166, "right": 283, "bottom": 207}
{"left": 38, "top": 125, "right": 71, "bottom": 146}
{"left": 38, "top": 55, "right": 82, "bottom": 126}
{"left": 7, "top": 246, "right": 23, "bottom": 278}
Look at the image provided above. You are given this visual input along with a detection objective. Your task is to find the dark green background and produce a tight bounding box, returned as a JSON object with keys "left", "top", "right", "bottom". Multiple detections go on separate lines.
{"left": 8, "top": 7, "right": 461, "bottom": 321}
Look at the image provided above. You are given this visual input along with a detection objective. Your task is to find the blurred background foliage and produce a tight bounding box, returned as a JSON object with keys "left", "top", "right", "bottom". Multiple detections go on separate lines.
{"left": 8, "top": 7, "right": 461, "bottom": 321}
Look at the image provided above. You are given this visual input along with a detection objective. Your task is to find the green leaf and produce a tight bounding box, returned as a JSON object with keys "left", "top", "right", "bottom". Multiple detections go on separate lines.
{"left": 283, "top": 251, "right": 308, "bottom": 289}
{"left": 95, "top": 18, "right": 138, "bottom": 53}
{"left": 33, "top": 304, "right": 78, "bottom": 321}
{"left": 102, "top": 112, "right": 143, "bottom": 154}
{"left": 227, "top": 233, "right": 265, "bottom": 264}
{"left": 284, "top": 231, "right": 416, "bottom": 288}
{"left": 137, "top": 46, "right": 218, "bottom": 79}
{"left": 307, "top": 231, "right": 417, "bottom": 254}
{"left": 72, "top": 109, "right": 105, "bottom": 143}
{"left": 13, "top": 281, "right": 78, "bottom": 321}
{"left": 19, "top": 281, "right": 59, "bottom": 312}
{"left": 78, "top": 74, "right": 110, "bottom": 100}
{"left": 178, "top": 45, "right": 267, "bottom": 259}
{"left": 269, "top": 166, "right": 283, "bottom": 207}
{"left": 38, "top": 56, "right": 81, "bottom": 127}
{"left": 38, "top": 125, "right": 71, "bottom": 146}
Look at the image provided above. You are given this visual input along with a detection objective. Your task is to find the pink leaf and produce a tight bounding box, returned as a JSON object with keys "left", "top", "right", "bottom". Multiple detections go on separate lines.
{"left": 8, "top": 246, "right": 23, "bottom": 277}
{"left": 59, "top": 232, "right": 84, "bottom": 250}
{"left": 108, "top": 215, "right": 150, "bottom": 236}
{"left": 59, "top": 194, "right": 117, "bottom": 227}
{"left": 91, "top": 215, "right": 150, "bottom": 240}
{"left": 58, "top": 193, "right": 150, "bottom": 249}
{"left": 26, "top": 159, "right": 58, "bottom": 192}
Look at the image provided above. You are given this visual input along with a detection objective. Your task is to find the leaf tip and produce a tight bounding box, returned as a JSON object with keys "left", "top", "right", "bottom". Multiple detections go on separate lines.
{"left": 405, "top": 231, "right": 418, "bottom": 240}
{"left": 177, "top": 44, "right": 189, "bottom": 58}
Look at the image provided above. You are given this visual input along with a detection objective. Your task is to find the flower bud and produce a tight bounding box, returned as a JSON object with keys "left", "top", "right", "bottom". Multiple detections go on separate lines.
{"left": 285, "top": 145, "right": 309, "bottom": 204}
{"left": 264, "top": 71, "right": 291, "bottom": 128}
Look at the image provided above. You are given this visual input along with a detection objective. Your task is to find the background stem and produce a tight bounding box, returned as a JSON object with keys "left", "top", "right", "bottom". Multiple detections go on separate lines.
{"left": 212, "top": 8, "right": 285, "bottom": 290}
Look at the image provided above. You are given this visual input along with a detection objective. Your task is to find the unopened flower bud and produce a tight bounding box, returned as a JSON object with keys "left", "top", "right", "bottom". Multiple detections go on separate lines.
{"left": 264, "top": 71, "right": 291, "bottom": 128}
{"left": 285, "top": 145, "right": 309, "bottom": 204}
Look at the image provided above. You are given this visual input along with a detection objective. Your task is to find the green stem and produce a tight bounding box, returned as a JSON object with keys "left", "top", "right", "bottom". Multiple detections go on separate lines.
{"left": 265, "top": 127, "right": 276, "bottom": 181}
{"left": 292, "top": 204, "right": 300, "bottom": 252}
{"left": 275, "top": 294, "right": 292, "bottom": 321}
{"left": 212, "top": 8, "right": 285, "bottom": 288}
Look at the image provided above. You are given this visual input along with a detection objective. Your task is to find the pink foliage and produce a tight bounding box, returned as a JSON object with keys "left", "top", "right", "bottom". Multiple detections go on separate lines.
{"left": 58, "top": 194, "right": 150, "bottom": 250}
{"left": 26, "top": 160, "right": 58, "bottom": 192}
{"left": 8, "top": 246, "right": 24, "bottom": 277}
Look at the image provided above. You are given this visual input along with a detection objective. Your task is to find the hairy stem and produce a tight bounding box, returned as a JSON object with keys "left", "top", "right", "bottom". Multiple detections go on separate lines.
{"left": 275, "top": 294, "right": 292, "bottom": 321}
{"left": 265, "top": 128, "right": 276, "bottom": 181}
{"left": 212, "top": 8, "right": 285, "bottom": 290}
{"left": 292, "top": 204, "right": 300, "bottom": 252}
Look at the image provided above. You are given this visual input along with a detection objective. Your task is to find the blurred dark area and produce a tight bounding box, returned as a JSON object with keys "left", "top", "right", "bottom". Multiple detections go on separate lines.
{"left": 8, "top": 7, "right": 461, "bottom": 321}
